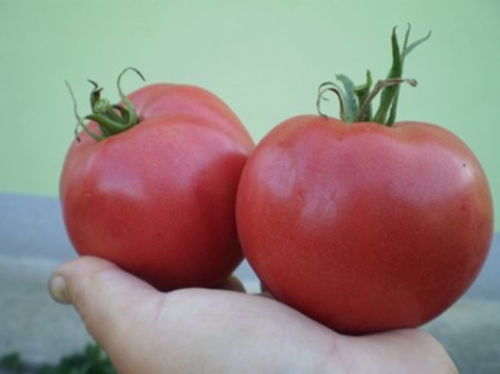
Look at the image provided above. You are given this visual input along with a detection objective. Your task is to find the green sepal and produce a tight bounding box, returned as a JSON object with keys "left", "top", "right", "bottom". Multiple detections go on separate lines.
{"left": 113, "top": 104, "right": 130, "bottom": 123}
{"left": 403, "top": 27, "right": 432, "bottom": 60}
{"left": 354, "top": 70, "right": 373, "bottom": 122}
{"left": 317, "top": 81, "right": 347, "bottom": 121}
{"left": 387, "top": 25, "right": 431, "bottom": 125}
{"left": 116, "top": 67, "right": 145, "bottom": 127}
{"left": 373, "top": 27, "right": 403, "bottom": 124}
{"left": 84, "top": 114, "right": 128, "bottom": 135}
{"left": 335, "top": 74, "right": 359, "bottom": 122}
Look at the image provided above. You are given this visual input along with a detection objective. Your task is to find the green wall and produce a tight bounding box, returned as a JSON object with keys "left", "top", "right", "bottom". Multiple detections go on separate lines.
{"left": 1, "top": 0, "right": 499, "bottom": 229}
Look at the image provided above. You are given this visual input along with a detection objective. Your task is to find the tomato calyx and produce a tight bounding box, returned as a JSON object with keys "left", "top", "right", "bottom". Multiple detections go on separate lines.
{"left": 316, "top": 24, "right": 431, "bottom": 126}
{"left": 66, "top": 67, "right": 145, "bottom": 142}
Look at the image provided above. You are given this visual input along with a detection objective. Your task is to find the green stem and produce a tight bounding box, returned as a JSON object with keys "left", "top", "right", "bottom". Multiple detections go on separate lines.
{"left": 66, "top": 67, "right": 145, "bottom": 142}
{"left": 315, "top": 24, "right": 430, "bottom": 126}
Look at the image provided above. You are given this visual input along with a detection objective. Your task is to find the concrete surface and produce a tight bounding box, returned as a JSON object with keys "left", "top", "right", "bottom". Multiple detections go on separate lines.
{"left": 0, "top": 193, "right": 499, "bottom": 373}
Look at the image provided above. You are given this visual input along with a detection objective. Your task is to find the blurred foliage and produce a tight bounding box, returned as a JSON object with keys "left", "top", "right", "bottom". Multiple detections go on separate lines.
{"left": 0, "top": 344, "right": 116, "bottom": 374}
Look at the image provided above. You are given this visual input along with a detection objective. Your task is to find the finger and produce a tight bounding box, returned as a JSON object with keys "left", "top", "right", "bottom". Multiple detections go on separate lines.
{"left": 216, "top": 275, "right": 246, "bottom": 292}
{"left": 48, "top": 256, "right": 163, "bottom": 352}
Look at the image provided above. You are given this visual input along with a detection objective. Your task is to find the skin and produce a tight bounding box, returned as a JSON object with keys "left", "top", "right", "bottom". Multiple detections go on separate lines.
{"left": 49, "top": 256, "right": 458, "bottom": 373}
{"left": 236, "top": 115, "right": 493, "bottom": 334}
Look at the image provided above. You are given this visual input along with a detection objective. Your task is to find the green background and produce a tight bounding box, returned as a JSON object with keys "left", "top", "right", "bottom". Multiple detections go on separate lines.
{"left": 1, "top": 0, "right": 499, "bottom": 229}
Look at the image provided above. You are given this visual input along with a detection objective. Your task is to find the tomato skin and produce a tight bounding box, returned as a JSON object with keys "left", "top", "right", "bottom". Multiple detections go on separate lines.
{"left": 236, "top": 115, "right": 493, "bottom": 334}
{"left": 60, "top": 84, "right": 253, "bottom": 291}
{"left": 128, "top": 84, "right": 254, "bottom": 153}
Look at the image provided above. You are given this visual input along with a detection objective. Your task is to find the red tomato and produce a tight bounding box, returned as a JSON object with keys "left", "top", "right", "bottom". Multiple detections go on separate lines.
{"left": 61, "top": 79, "right": 253, "bottom": 291}
{"left": 236, "top": 115, "right": 493, "bottom": 334}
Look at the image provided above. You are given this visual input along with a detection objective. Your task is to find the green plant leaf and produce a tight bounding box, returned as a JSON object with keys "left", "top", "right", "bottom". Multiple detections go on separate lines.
{"left": 0, "top": 352, "right": 24, "bottom": 373}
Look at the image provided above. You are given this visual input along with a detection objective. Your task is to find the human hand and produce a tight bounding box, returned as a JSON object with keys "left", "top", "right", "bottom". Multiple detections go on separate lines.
{"left": 49, "top": 256, "right": 458, "bottom": 373}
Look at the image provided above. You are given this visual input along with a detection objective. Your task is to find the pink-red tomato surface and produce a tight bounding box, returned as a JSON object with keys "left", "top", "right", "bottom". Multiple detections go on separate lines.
{"left": 61, "top": 83, "right": 254, "bottom": 291}
{"left": 236, "top": 115, "right": 493, "bottom": 334}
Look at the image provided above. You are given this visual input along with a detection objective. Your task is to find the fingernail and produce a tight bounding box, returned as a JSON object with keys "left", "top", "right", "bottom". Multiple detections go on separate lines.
{"left": 48, "top": 274, "right": 70, "bottom": 304}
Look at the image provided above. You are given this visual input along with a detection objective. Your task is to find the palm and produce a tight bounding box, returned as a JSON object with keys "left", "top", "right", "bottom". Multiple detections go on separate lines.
{"left": 50, "top": 257, "right": 457, "bottom": 374}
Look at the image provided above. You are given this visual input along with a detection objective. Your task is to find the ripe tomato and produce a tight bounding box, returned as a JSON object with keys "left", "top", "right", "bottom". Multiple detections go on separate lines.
{"left": 236, "top": 27, "right": 493, "bottom": 334}
{"left": 61, "top": 69, "right": 254, "bottom": 291}
{"left": 236, "top": 115, "right": 493, "bottom": 334}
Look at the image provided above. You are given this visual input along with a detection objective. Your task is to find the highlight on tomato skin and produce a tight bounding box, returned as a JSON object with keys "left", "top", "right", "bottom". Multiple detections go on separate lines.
{"left": 61, "top": 68, "right": 254, "bottom": 291}
{"left": 235, "top": 26, "right": 494, "bottom": 334}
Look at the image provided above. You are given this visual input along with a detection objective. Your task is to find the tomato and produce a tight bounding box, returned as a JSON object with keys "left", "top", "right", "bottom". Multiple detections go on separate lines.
{"left": 236, "top": 115, "right": 493, "bottom": 334}
{"left": 236, "top": 28, "right": 493, "bottom": 334}
{"left": 61, "top": 69, "right": 254, "bottom": 291}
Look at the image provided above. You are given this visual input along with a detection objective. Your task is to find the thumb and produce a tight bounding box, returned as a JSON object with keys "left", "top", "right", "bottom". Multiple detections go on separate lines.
{"left": 48, "top": 256, "right": 163, "bottom": 356}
